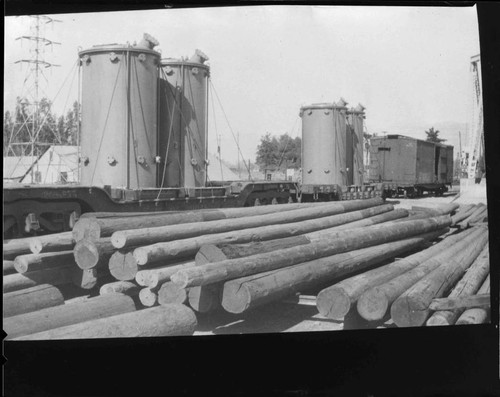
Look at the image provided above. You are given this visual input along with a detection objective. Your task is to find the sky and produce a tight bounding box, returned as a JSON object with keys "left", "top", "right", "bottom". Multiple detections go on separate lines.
{"left": 4, "top": 5, "right": 480, "bottom": 165}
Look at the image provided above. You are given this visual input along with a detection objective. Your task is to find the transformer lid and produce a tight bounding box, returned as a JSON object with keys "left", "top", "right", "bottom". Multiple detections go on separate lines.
{"left": 300, "top": 102, "right": 348, "bottom": 111}
{"left": 160, "top": 58, "right": 210, "bottom": 70}
{"left": 79, "top": 44, "right": 160, "bottom": 57}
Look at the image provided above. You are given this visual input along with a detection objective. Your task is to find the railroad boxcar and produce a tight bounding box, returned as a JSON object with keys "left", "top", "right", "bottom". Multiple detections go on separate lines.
{"left": 368, "top": 134, "right": 453, "bottom": 198}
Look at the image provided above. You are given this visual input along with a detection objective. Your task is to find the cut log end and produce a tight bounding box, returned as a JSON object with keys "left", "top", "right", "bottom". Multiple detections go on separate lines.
{"left": 390, "top": 295, "right": 429, "bottom": 328}
{"left": 109, "top": 251, "right": 139, "bottom": 281}
{"left": 158, "top": 282, "right": 188, "bottom": 305}
{"left": 13, "top": 257, "right": 29, "bottom": 274}
{"left": 356, "top": 288, "right": 389, "bottom": 322}
{"left": 135, "top": 271, "right": 150, "bottom": 287}
{"left": 138, "top": 288, "right": 158, "bottom": 307}
{"left": 221, "top": 282, "right": 251, "bottom": 314}
{"left": 426, "top": 314, "right": 451, "bottom": 326}
{"left": 133, "top": 248, "right": 149, "bottom": 266}
{"left": 456, "top": 309, "right": 489, "bottom": 325}
{"left": 111, "top": 232, "right": 126, "bottom": 249}
{"left": 72, "top": 218, "right": 101, "bottom": 242}
{"left": 74, "top": 240, "right": 100, "bottom": 270}
{"left": 29, "top": 239, "right": 43, "bottom": 254}
{"left": 316, "top": 287, "right": 352, "bottom": 320}
{"left": 170, "top": 270, "right": 189, "bottom": 289}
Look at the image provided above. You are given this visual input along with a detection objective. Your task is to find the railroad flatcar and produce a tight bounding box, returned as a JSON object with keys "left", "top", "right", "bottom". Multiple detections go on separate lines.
{"left": 3, "top": 34, "right": 382, "bottom": 238}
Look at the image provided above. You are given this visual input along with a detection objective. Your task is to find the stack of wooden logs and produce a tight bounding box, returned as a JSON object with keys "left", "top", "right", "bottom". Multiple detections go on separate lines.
{"left": 3, "top": 197, "right": 489, "bottom": 339}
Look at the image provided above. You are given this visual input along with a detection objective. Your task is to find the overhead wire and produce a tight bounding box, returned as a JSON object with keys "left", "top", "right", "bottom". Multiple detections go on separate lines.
{"left": 209, "top": 79, "right": 253, "bottom": 180}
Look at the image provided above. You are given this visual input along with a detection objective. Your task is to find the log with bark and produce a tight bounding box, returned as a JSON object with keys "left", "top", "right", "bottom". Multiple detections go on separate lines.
{"left": 316, "top": 227, "right": 471, "bottom": 320}
{"left": 14, "top": 250, "right": 75, "bottom": 274}
{"left": 456, "top": 275, "right": 490, "bottom": 325}
{"left": 3, "top": 260, "right": 16, "bottom": 275}
{"left": 135, "top": 260, "right": 196, "bottom": 288}
{"left": 3, "top": 232, "right": 74, "bottom": 259}
{"left": 189, "top": 208, "right": 409, "bottom": 313}
{"left": 220, "top": 232, "right": 440, "bottom": 314}
{"left": 73, "top": 200, "right": 339, "bottom": 241}
{"left": 356, "top": 226, "right": 485, "bottom": 322}
{"left": 3, "top": 284, "right": 65, "bottom": 318}
{"left": 390, "top": 227, "right": 488, "bottom": 327}
{"left": 3, "top": 265, "right": 75, "bottom": 293}
{"left": 113, "top": 198, "right": 387, "bottom": 250}
{"left": 171, "top": 215, "right": 451, "bottom": 289}
{"left": 4, "top": 293, "right": 137, "bottom": 340}
{"left": 133, "top": 204, "right": 400, "bottom": 266}
{"left": 29, "top": 231, "right": 75, "bottom": 254}
{"left": 428, "top": 294, "right": 490, "bottom": 311}
{"left": 426, "top": 244, "right": 489, "bottom": 326}
{"left": 15, "top": 304, "right": 198, "bottom": 340}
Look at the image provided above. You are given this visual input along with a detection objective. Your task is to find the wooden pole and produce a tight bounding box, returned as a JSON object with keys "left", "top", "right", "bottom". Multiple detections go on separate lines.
{"left": 189, "top": 209, "right": 408, "bottom": 313}
{"left": 99, "top": 281, "right": 140, "bottom": 295}
{"left": 356, "top": 226, "right": 485, "bottom": 322}
{"left": 3, "top": 232, "right": 74, "bottom": 259}
{"left": 3, "top": 284, "right": 65, "bottom": 318}
{"left": 158, "top": 281, "right": 189, "bottom": 305}
{"left": 171, "top": 216, "right": 452, "bottom": 289}
{"left": 426, "top": 244, "right": 489, "bottom": 326}
{"left": 4, "top": 293, "right": 137, "bottom": 340}
{"left": 428, "top": 294, "right": 490, "bottom": 311}
{"left": 457, "top": 205, "right": 487, "bottom": 228}
{"left": 78, "top": 202, "right": 330, "bottom": 219}
{"left": 135, "top": 260, "right": 196, "bottom": 288}
{"left": 220, "top": 233, "right": 437, "bottom": 314}
{"left": 134, "top": 204, "right": 398, "bottom": 266}
{"left": 15, "top": 304, "right": 198, "bottom": 340}
{"left": 113, "top": 198, "right": 387, "bottom": 250}
{"left": 3, "top": 260, "right": 16, "bottom": 275}
{"left": 450, "top": 204, "right": 479, "bottom": 226}
{"left": 3, "top": 265, "right": 75, "bottom": 293}
{"left": 14, "top": 250, "right": 75, "bottom": 274}
{"left": 331, "top": 208, "right": 408, "bottom": 230}
{"left": 466, "top": 206, "right": 488, "bottom": 225}
{"left": 73, "top": 238, "right": 115, "bottom": 270}
{"left": 73, "top": 201, "right": 341, "bottom": 241}
{"left": 29, "top": 231, "right": 75, "bottom": 254}
{"left": 390, "top": 228, "right": 488, "bottom": 327}
{"left": 456, "top": 275, "right": 490, "bottom": 325}
{"left": 4, "top": 237, "right": 37, "bottom": 260}
{"left": 316, "top": 226, "right": 470, "bottom": 320}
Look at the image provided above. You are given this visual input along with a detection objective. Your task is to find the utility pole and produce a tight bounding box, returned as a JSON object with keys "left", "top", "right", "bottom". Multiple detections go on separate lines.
{"left": 465, "top": 54, "right": 483, "bottom": 180}
{"left": 237, "top": 130, "right": 241, "bottom": 179}
{"left": 7, "top": 15, "right": 61, "bottom": 182}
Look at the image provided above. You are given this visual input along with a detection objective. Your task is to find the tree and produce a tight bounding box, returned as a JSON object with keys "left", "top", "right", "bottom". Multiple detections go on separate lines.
{"left": 256, "top": 133, "right": 301, "bottom": 171}
{"left": 425, "top": 127, "right": 446, "bottom": 143}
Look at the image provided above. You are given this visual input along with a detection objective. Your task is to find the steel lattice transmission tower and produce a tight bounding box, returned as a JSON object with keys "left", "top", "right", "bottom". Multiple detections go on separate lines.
{"left": 5, "top": 15, "right": 61, "bottom": 179}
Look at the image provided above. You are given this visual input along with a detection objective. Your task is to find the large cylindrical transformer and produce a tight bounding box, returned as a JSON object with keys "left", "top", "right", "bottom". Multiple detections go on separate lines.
{"left": 346, "top": 104, "right": 366, "bottom": 186}
{"left": 78, "top": 34, "right": 160, "bottom": 189}
{"left": 158, "top": 50, "right": 209, "bottom": 188}
{"left": 300, "top": 99, "right": 348, "bottom": 186}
